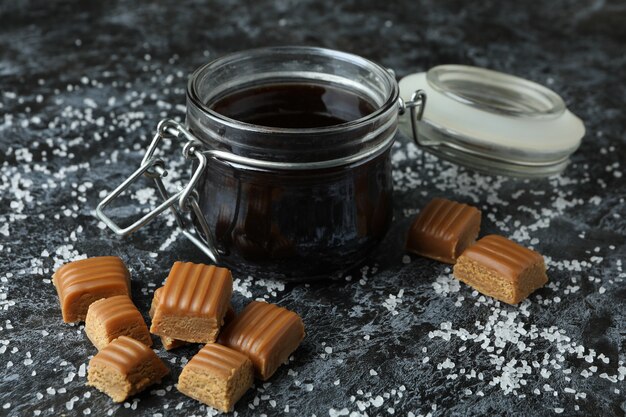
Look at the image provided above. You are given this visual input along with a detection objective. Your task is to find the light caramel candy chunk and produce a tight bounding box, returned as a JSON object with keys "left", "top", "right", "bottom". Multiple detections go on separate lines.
{"left": 406, "top": 198, "right": 481, "bottom": 264}
{"left": 149, "top": 287, "right": 236, "bottom": 350}
{"left": 85, "top": 295, "right": 152, "bottom": 350}
{"left": 453, "top": 235, "right": 548, "bottom": 304}
{"left": 150, "top": 262, "right": 233, "bottom": 343}
{"left": 178, "top": 343, "right": 253, "bottom": 412}
{"left": 53, "top": 256, "right": 131, "bottom": 323}
{"left": 87, "top": 336, "right": 168, "bottom": 402}
{"left": 218, "top": 301, "right": 305, "bottom": 380}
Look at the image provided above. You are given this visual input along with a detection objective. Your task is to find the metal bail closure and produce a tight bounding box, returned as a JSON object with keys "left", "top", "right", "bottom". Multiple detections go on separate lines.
{"left": 398, "top": 89, "right": 428, "bottom": 147}
{"left": 95, "top": 119, "right": 219, "bottom": 263}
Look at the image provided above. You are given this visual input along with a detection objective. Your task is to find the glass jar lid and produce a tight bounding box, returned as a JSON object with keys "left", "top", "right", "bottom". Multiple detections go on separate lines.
{"left": 398, "top": 65, "right": 585, "bottom": 177}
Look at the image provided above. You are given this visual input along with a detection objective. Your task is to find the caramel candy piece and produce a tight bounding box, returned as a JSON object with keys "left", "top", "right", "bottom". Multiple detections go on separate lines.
{"left": 87, "top": 336, "right": 168, "bottom": 402}
{"left": 178, "top": 343, "right": 253, "bottom": 412}
{"left": 406, "top": 198, "right": 481, "bottom": 264}
{"left": 85, "top": 295, "right": 152, "bottom": 350}
{"left": 218, "top": 301, "right": 305, "bottom": 380}
{"left": 150, "top": 262, "right": 233, "bottom": 343}
{"left": 53, "top": 256, "right": 131, "bottom": 323}
{"left": 453, "top": 235, "right": 548, "bottom": 304}
{"left": 148, "top": 287, "right": 236, "bottom": 350}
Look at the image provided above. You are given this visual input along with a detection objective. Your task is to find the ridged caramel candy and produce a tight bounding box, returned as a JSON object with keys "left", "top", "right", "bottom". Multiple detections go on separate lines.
{"left": 453, "top": 235, "right": 548, "bottom": 304}
{"left": 53, "top": 256, "right": 131, "bottom": 323}
{"left": 87, "top": 336, "right": 168, "bottom": 402}
{"left": 178, "top": 343, "right": 253, "bottom": 412}
{"left": 148, "top": 287, "right": 235, "bottom": 350}
{"left": 218, "top": 301, "right": 305, "bottom": 380}
{"left": 150, "top": 262, "right": 233, "bottom": 343}
{"left": 85, "top": 295, "right": 152, "bottom": 350}
{"left": 406, "top": 198, "right": 481, "bottom": 264}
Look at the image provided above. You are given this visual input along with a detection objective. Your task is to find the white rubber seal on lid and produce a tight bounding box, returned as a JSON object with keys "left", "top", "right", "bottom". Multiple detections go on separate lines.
{"left": 399, "top": 65, "right": 586, "bottom": 177}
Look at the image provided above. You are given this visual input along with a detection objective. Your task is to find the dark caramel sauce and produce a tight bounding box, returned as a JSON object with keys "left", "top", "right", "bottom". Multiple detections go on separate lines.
{"left": 199, "top": 83, "right": 391, "bottom": 280}
{"left": 210, "top": 83, "right": 376, "bottom": 128}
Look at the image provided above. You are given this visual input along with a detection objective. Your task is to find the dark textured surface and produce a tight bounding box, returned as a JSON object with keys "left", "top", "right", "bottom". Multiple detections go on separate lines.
{"left": 1, "top": 1, "right": 625, "bottom": 416}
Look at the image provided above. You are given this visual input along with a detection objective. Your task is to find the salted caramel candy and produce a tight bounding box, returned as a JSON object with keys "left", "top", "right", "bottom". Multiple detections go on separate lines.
{"left": 87, "top": 336, "right": 168, "bottom": 402}
{"left": 150, "top": 287, "right": 236, "bottom": 324}
{"left": 453, "top": 235, "right": 548, "bottom": 304}
{"left": 148, "top": 287, "right": 236, "bottom": 350}
{"left": 150, "top": 262, "right": 233, "bottom": 343}
{"left": 178, "top": 343, "right": 254, "bottom": 412}
{"left": 53, "top": 256, "right": 131, "bottom": 323}
{"left": 218, "top": 301, "right": 305, "bottom": 380}
{"left": 85, "top": 295, "right": 152, "bottom": 350}
{"left": 406, "top": 198, "right": 481, "bottom": 264}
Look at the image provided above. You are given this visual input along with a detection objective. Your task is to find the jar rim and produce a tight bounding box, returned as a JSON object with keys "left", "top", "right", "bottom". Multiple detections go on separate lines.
{"left": 186, "top": 46, "right": 399, "bottom": 135}
{"left": 426, "top": 65, "right": 566, "bottom": 119}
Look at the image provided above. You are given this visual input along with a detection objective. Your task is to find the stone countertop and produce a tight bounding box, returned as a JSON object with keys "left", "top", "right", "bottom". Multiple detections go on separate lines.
{"left": 0, "top": 0, "right": 625, "bottom": 416}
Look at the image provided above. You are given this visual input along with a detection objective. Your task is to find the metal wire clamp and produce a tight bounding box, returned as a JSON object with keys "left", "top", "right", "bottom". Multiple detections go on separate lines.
{"left": 95, "top": 119, "right": 219, "bottom": 262}
{"left": 398, "top": 89, "right": 429, "bottom": 147}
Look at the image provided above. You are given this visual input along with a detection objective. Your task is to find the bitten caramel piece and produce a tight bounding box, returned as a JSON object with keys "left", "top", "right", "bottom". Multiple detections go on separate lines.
{"left": 53, "top": 256, "right": 131, "bottom": 323}
{"left": 150, "top": 262, "right": 232, "bottom": 343}
{"left": 218, "top": 301, "right": 305, "bottom": 380}
{"left": 406, "top": 198, "right": 481, "bottom": 264}
{"left": 87, "top": 336, "right": 168, "bottom": 402}
{"left": 85, "top": 295, "right": 152, "bottom": 350}
{"left": 453, "top": 235, "right": 548, "bottom": 304}
{"left": 178, "top": 344, "right": 254, "bottom": 412}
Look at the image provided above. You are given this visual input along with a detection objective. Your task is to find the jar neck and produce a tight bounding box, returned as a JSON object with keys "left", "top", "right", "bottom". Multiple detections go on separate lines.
{"left": 185, "top": 47, "right": 399, "bottom": 164}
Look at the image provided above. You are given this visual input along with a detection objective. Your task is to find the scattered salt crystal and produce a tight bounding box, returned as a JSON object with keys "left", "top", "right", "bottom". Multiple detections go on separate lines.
{"left": 371, "top": 396, "right": 384, "bottom": 407}
{"left": 83, "top": 98, "right": 97, "bottom": 109}
{"left": 66, "top": 396, "right": 79, "bottom": 410}
{"left": 438, "top": 358, "right": 455, "bottom": 370}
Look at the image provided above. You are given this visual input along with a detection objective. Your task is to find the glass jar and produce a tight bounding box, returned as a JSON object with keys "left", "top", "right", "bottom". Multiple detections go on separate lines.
{"left": 186, "top": 47, "right": 399, "bottom": 279}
